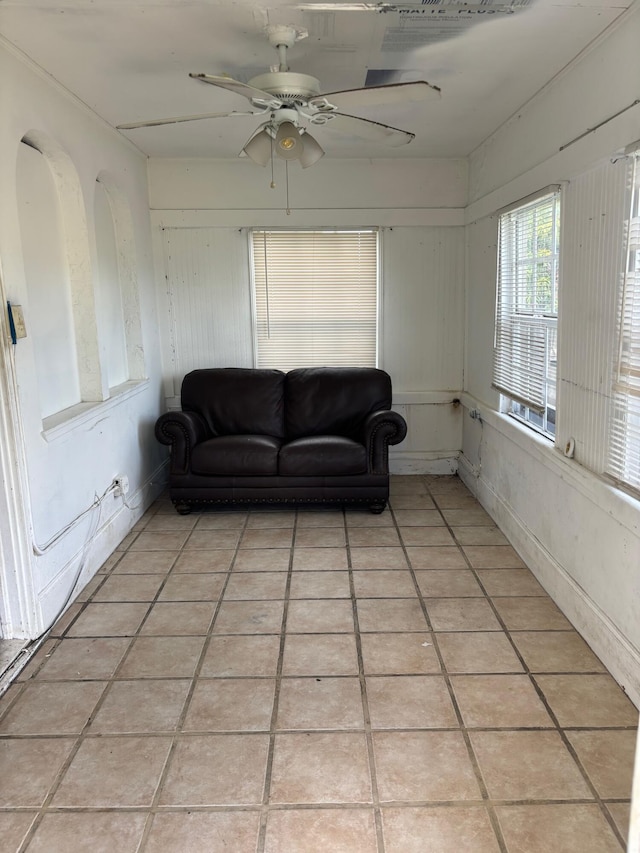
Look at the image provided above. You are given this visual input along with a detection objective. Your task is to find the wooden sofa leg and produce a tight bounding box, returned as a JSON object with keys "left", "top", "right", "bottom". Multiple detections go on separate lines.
{"left": 369, "top": 501, "right": 386, "bottom": 514}
{"left": 174, "top": 501, "right": 192, "bottom": 515}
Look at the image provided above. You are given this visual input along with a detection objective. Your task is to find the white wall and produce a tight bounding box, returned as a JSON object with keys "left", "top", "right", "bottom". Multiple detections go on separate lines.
{"left": 148, "top": 157, "right": 468, "bottom": 474}
{"left": 148, "top": 157, "right": 468, "bottom": 215}
{"left": 467, "top": 7, "right": 640, "bottom": 208}
{"left": 462, "top": 4, "right": 640, "bottom": 705}
{"left": 16, "top": 142, "right": 82, "bottom": 417}
{"left": 0, "top": 40, "right": 165, "bottom": 638}
{"left": 94, "top": 179, "right": 129, "bottom": 389}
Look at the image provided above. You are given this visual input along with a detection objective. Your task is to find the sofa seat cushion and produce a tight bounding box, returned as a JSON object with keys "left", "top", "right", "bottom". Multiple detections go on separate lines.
{"left": 191, "top": 435, "right": 281, "bottom": 476}
{"left": 279, "top": 436, "right": 367, "bottom": 476}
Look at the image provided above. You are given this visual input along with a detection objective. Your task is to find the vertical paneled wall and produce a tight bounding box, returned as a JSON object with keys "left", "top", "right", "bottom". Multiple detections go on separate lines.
{"left": 159, "top": 224, "right": 466, "bottom": 398}
{"left": 556, "top": 158, "right": 629, "bottom": 474}
{"left": 462, "top": 4, "right": 640, "bottom": 703}
{"left": 382, "top": 227, "right": 465, "bottom": 391}
{"left": 149, "top": 158, "right": 468, "bottom": 469}
{"left": 382, "top": 226, "right": 465, "bottom": 469}
{"left": 155, "top": 222, "right": 466, "bottom": 471}
{"left": 160, "top": 227, "right": 253, "bottom": 399}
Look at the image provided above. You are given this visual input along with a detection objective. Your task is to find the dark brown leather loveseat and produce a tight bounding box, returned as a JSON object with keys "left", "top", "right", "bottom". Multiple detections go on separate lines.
{"left": 155, "top": 366, "right": 407, "bottom": 514}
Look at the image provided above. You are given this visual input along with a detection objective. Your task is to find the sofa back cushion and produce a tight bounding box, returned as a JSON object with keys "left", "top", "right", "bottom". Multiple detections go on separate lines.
{"left": 181, "top": 368, "right": 286, "bottom": 437}
{"left": 285, "top": 367, "right": 392, "bottom": 440}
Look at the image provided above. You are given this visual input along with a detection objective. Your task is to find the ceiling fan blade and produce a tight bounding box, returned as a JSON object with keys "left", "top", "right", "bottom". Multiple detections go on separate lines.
{"left": 117, "top": 111, "right": 258, "bottom": 130}
{"left": 189, "top": 73, "right": 283, "bottom": 109}
{"left": 310, "top": 81, "right": 440, "bottom": 112}
{"left": 325, "top": 112, "right": 415, "bottom": 146}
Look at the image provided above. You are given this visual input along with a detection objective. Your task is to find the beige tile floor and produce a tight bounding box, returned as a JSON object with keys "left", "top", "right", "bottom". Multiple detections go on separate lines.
{"left": 0, "top": 475, "right": 637, "bottom": 852}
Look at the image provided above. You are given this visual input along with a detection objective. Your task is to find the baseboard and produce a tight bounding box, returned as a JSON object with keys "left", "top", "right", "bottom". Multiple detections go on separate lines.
{"left": 457, "top": 453, "right": 481, "bottom": 485}
{"left": 391, "top": 451, "right": 459, "bottom": 476}
{"left": 36, "top": 464, "right": 167, "bottom": 636}
{"left": 459, "top": 453, "right": 640, "bottom": 709}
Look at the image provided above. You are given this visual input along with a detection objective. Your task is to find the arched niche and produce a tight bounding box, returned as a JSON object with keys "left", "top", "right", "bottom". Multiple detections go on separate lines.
{"left": 94, "top": 172, "right": 145, "bottom": 387}
{"left": 17, "top": 131, "right": 102, "bottom": 419}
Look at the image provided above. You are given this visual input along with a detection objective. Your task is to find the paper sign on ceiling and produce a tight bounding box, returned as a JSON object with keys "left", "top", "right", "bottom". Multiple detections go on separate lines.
{"left": 374, "top": 0, "right": 531, "bottom": 51}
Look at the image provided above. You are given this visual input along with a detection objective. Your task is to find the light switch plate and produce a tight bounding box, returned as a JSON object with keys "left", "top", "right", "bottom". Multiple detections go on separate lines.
{"left": 8, "top": 303, "right": 27, "bottom": 340}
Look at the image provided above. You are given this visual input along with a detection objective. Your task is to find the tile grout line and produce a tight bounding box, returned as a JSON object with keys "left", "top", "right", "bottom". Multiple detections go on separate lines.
{"left": 135, "top": 510, "right": 250, "bottom": 852}
{"left": 398, "top": 476, "right": 510, "bottom": 853}
{"left": 345, "top": 507, "right": 386, "bottom": 853}
{"left": 255, "top": 509, "right": 297, "bottom": 853}
{"left": 432, "top": 479, "right": 628, "bottom": 851}
{"left": 436, "top": 490, "right": 626, "bottom": 847}
{"left": 430, "top": 479, "right": 623, "bottom": 847}
{"left": 12, "top": 516, "right": 182, "bottom": 853}
{"left": 5, "top": 503, "right": 175, "bottom": 853}
{"left": 2, "top": 482, "right": 634, "bottom": 850}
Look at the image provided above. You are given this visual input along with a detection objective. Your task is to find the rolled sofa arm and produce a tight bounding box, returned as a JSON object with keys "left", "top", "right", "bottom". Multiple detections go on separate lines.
{"left": 155, "top": 411, "right": 211, "bottom": 475}
{"left": 363, "top": 410, "right": 408, "bottom": 474}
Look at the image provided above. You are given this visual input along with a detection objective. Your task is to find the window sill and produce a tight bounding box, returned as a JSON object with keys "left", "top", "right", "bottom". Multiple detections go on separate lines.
{"left": 42, "top": 379, "right": 149, "bottom": 443}
{"left": 507, "top": 411, "right": 555, "bottom": 442}
{"left": 461, "top": 392, "right": 640, "bottom": 536}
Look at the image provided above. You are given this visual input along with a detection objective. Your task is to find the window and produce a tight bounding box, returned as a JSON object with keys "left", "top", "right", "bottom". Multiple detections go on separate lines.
{"left": 608, "top": 153, "right": 640, "bottom": 493}
{"left": 493, "top": 188, "right": 561, "bottom": 437}
{"left": 251, "top": 230, "right": 378, "bottom": 370}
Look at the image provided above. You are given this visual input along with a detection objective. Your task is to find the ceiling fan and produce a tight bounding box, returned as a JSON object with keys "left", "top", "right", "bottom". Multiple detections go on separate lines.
{"left": 117, "top": 24, "right": 440, "bottom": 168}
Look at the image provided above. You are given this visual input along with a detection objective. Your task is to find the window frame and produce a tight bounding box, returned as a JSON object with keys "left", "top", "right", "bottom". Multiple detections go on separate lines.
{"left": 493, "top": 187, "right": 562, "bottom": 439}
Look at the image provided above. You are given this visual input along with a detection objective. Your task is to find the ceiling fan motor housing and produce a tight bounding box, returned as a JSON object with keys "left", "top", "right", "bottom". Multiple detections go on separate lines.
{"left": 248, "top": 72, "right": 322, "bottom": 104}
{"left": 269, "top": 107, "right": 300, "bottom": 127}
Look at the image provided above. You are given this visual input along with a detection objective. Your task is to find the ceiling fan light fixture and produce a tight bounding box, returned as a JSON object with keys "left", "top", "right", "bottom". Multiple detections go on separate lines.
{"left": 242, "top": 128, "right": 272, "bottom": 166}
{"left": 299, "top": 132, "right": 325, "bottom": 168}
{"left": 275, "top": 121, "right": 302, "bottom": 159}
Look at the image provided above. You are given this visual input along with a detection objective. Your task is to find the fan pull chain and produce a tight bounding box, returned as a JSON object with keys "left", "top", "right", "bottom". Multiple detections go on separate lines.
{"left": 285, "top": 160, "right": 291, "bottom": 216}
{"left": 270, "top": 136, "right": 275, "bottom": 189}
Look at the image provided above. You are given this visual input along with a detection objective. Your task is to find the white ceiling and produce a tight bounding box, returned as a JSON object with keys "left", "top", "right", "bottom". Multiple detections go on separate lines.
{"left": 0, "top": 0, "right": 633, "bottom": 160}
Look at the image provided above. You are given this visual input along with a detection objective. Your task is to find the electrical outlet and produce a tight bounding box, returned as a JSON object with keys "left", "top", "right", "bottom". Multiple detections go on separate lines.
{"left": 113, "top": 475, "right": 130, "bottom": 497}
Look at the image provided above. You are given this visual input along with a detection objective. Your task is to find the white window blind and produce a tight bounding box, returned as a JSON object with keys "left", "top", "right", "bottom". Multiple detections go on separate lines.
{"left": 251, "top": 229, "right": 378, "bottom": 371}
{"left": 493, "top": 189, "right": 561, "bottom": 414}
{"left": 608, "top": 154, "right": 640, "bottom": 492}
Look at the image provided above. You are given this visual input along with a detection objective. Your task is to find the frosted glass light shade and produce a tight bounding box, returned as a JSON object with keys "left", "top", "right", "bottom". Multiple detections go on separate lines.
{"left": 300, "top": 133, "right": 325, "bottom": 168}
{"left": 243, "top": 123, "right": 325, "bottom": 169}
{"left": 243, "top": 129, "right": 272, "bottom": 166}
{"left": 275, "top": 122, "right": 302, "bottom": 160}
